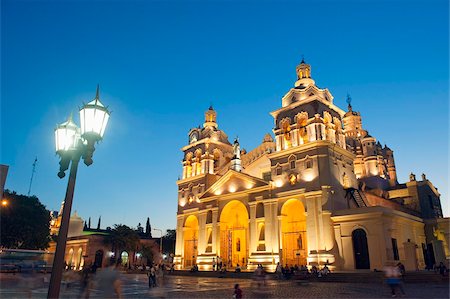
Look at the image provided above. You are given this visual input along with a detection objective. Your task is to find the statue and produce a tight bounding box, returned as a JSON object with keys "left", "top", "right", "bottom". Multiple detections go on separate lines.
{"left": 233, "top": 138, "right": 241, "bottom": 160}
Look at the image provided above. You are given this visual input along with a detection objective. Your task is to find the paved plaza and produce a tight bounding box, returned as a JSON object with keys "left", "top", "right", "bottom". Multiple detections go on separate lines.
{"left": 1, "top": 272, "right": 449, "bottom": 298}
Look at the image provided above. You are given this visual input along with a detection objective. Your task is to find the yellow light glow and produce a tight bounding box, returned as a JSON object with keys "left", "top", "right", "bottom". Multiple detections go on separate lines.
{"left": 229, "top": 185, "right": 237, "bottom": 193}
{"left": 275, "top": 179, "right": 283, "bottom": 188}
{"left": 1, "top": 199, "right": 7, "bottom": 206}
{"left": 214, "top": 190, "right": 222, "bottom": 196}
{"left": 303, "top": 172, "right": 316, "bottom": 182}
{"left": 246, "top": 183, "right": 255, "bottom": 189}
{"left": 179, "top": 199, "right": 186, "bottom": 207}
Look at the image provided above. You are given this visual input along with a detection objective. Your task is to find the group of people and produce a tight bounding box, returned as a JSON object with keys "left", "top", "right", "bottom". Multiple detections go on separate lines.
{"left": 275, "top": 262, "right": 330, "bottom": 279}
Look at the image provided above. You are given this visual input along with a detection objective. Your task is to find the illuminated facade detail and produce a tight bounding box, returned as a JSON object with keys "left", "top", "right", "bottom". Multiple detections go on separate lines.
{"left": 175, "top": 59, "right": 449, "bottom": 271}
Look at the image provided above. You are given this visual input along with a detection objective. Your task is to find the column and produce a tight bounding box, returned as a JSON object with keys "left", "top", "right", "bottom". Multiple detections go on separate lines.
{"left": 249, "top": 202, "right": 257, "bottom": 253}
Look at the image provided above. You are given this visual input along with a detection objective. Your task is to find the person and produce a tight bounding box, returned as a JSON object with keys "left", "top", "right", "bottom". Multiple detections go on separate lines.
{"left": 235, "top": 263, "right": 241, "bottom": 273}
{"left": 149, "top": 265, "right": 157, "bottom": 287}
{"left": 218, "top": 256, "right": 223, "bottom": 271}
{"left": 396, "top": 262, "right": 405, "bottom": 277}
{"left": 79, "top": 263, "right": 92, "bottom": 298}
{"left": 95, "top": 261, "right": 122, "bottom": 298}
{"left": 438, "top": 262, "right": 447, "bottom": 276}
{"left": 275, "top": 262, "right": 283, "bottom": 279}
{"left": 233, "top": 283, "right": 243, "bottom": 299}
{"left": 212, "top": 257, "right": 216, "bottom": 271}
{"left": 384, "top": 262, "right": 405, "bottom": 298}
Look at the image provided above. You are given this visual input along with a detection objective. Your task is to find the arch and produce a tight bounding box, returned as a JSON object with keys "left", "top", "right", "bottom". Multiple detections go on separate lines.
{"left": 257, "top": 222, "right": 266, "bottom": 251}
{"left": 220, "top": 200, "right": 249, "bottom": 268}
{"left": 281, "top": 199, "right": 307, "bottom": 266}
{"left": 288, "top": 155, "right": 297, "bottom": 169}
{"left": 256, "top": 203, "right": 264, "bottom": 218}
{"left": 352, "top": 228, "right": 370, "bottom": 269}
{"left": 206, "top": 210, "right": 213, "bottom": 224}
{"left": 206, "top": 227, "right": 213, "bottom": 253}
{"left": 76, "top": 247, "right": 83, "bottom": 269}
{"left": 94, "top": 249, "right": 104, "bottom": 268}
{"left": 121, "top": 251, "right": 129, "bottom": 266}
{"left": 183, "top": 215, "right": 199, "bottom": 268}
{"left": 67, "top": 248, "right": 74, "bottom": 269}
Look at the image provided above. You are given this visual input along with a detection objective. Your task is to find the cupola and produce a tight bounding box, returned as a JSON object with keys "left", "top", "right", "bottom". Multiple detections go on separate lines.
{"left": 295, "top": 57, "right": 316, "bottom": 88}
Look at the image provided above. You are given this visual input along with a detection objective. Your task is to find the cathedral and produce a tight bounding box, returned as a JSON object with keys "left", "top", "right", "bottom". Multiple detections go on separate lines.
{"left": 174, "top": 59, "right": 449, "bottom": 272}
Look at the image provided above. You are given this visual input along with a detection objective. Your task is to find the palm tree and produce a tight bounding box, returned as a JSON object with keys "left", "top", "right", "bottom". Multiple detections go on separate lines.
{"left": 104, "top": 224, "right": 140, "bottom": 268}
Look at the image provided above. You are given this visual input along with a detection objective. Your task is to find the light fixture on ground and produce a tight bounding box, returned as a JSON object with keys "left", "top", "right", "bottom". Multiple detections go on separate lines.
{"left": 48, "top": 86, "right": 110, "bottom": 299}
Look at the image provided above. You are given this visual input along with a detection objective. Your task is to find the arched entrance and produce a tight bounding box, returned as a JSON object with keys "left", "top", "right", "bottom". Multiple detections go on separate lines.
{"left": 281, "top": 199, "right": 307, "bottom": 266}
{"left": 352, "top": 229, "right": 370, "bottom": 269}
{"left": 220, "top": 200, "right": 249, "bottom": 268}
{"left": 183, "top": 215, "right": 198, "bottom": 268}
{"left": 94, "top": 250, "right": 104, "bottom": 268}
{"left": 121, "top": 251, "right": 129, "bottom": 267}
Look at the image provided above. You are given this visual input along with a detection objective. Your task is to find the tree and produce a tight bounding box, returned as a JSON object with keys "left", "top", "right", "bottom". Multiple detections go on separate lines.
{"left": 104, "top": 224, "right": 140, "bottom": 267}
{"left": 136, "top": 222, "right": 144, "bottom": 234}
{"left": 0, "top": 190, "right": 51, "bottom": 249}
{"left": 162, "top": 229, "right": 176, "bottom": 254}
{"left": 145, "top": 217, "right": 152, "bottom": 238}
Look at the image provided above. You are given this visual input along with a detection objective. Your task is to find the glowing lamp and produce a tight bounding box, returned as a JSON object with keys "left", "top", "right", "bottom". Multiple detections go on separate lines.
{"left": 79, "top": 89, "right": 110, "bottom": 142}
{"left": 55, "top": 115, "right": 80, "bottom": 153}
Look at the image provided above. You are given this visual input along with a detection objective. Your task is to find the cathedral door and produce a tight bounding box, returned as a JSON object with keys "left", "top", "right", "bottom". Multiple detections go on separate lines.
{"left": 352, "top": 229, "right": 370, "bottom": 269}
{"left": 183, "top": 215, "right": 198, "bottom": 269}
{"left": 281, "top": 199, "right": 307, "bottom": 267}
{"left": 220, "top": 200, "right": 249, "bottom": 268}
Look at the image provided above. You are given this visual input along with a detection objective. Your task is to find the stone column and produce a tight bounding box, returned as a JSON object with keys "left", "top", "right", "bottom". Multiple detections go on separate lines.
{"left": 175, "top": 215, "right": 185, "bottom": 268}
{"left": 198, "top": 211, "right": 207, "bottom": 254}
{"left": 249, "top": 202, "right": 257, "bottom": 253}
{"left": 212, "top": 208, "right": 219, "bottom": 255}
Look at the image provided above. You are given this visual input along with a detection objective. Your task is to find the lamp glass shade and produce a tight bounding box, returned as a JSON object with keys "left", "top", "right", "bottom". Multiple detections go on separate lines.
{"left": 79, "top": 98, "right": 110, "bottom": 140}
{"left": 55, "top": 117, "right": 80, "bottom": 152}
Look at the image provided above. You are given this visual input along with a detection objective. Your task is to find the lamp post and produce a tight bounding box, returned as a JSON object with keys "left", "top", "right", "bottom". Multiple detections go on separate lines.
{"left": 153, "top": 228, "right": 163, "bottom": 255}
{"left": 47, "top": 86, "right": 110, "bottom": 299}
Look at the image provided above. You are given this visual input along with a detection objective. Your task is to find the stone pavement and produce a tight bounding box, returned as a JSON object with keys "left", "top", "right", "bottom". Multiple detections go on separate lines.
{"left": 0, "top": 272, "right": 448, "bottom": 298}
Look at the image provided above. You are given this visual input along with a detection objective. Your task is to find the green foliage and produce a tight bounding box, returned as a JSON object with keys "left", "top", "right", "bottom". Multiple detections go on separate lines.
{"left": 140, "top": 244, "right": 154, "bottom": 266}
{"left": 162, "top": 229, "right": 176, "bottom": 254}
{"left": 0, "top": 190, "right": 51, "bottom": 249}
{"left": 104, "top": 224, "right": 140, "bottom": 255}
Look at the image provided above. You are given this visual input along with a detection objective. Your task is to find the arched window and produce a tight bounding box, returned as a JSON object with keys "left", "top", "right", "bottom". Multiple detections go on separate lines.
{"left": 257, "top": 223, "right": 266, "bottom": 251}
{"left": 276, "top": 165, "right": 282, "bottom": 176}
{"left": 77, "top": 247, "right": 83, "bottom": 269}
{"left": 206, "top": 210, "right": 213, "bottom": 224}
{"left": 256, "top": 203, "right": 264, "bottom": 218}
{"left": 289, "top": 155, "right": 296, "bottom": 170}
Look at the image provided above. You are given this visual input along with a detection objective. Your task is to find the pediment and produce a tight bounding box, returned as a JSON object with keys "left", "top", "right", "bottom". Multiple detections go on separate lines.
{"left": 200, "top": 170, "right": 269, "bottom": 199}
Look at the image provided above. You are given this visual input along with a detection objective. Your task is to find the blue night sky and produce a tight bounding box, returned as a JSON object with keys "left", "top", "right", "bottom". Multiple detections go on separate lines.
{"left": 1, "top": 0, "right": 448, "bottom": 233}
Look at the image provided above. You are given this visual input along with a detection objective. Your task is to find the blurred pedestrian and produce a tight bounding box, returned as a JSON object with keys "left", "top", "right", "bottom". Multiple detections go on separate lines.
{"left": 95, "top": 261, "right": 122, "bottom": 298}
{"left": 384, "top": 262, "right": 405, "bottom": 298}
{"left": 233, "top": 283, "right": 242, "bottom": 299}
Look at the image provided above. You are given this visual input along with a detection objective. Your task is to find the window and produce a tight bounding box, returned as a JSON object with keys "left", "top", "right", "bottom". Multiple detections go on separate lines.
{"left": 391, "top": 238, "right": 399, "bottom": 260}
{"left": 206, "top": 210, "right": 213, "bottom": 224}
{"left": 306, "top": 159, "right": 313, "bottom": 169}
{"left": 276, "top": 165, "right": 282, "bottom": 175}
{"left": 256, "top": 203, "right": 264, "bottom": 218}
{"left": 263, "top": 172, "right": 271, "bottom": 181}
{"left": 290, "top": 160, "right": 296, "bottom": 169}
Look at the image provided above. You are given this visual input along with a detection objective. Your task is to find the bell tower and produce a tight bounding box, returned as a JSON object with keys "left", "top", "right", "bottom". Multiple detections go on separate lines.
{"left": 203, "top": 106, "right": 218, "bottom": 129}
{"left": 295, "top": 57, "right": 316, "bottom": 88}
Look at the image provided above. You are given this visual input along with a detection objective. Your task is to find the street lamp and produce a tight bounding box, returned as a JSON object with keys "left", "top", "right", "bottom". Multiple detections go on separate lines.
{"left": 153, "top": 228, "right": 163, "bottom": 254}
{"left": 48, "top": 86, "right": 110, "bottom": 299}
{"left": 1, "top": 199, "right": 8, "bottom": 206}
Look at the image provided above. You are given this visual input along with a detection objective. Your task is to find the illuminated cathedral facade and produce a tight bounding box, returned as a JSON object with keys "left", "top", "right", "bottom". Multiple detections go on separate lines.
{"left": 174, "top": 59, "right": 449, "bottom": 271}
